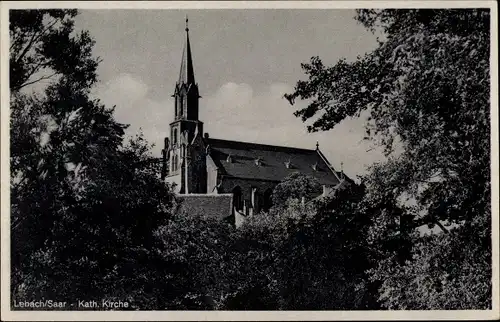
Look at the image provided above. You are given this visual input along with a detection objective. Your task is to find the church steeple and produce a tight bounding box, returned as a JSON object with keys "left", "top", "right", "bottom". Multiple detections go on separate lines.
{"left": 166, "top": 17, "right": 204, "bottom": 193}
{"left": 178, "top": 16, "right": 195, "bottom": 86}
{"left": 173, "top": 16, "right": 200, "bottom": 121}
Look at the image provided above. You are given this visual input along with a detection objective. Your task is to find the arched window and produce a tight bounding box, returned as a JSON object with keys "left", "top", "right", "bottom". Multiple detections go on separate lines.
{"left": 172, "top": 154, "right": 178, "bottom": 172}
{"left": 181, "top": 144, "right": 186, "bottom": 158}
{"left": 179, "top": 96, "right": 184, "bottom": 116}
{"left": 175, "top": 97, "right": 178, "bottom": 118}
{"left": 232, "top": 186, "right": 243, "bottom": 211}
{"left": 263, "top": 188, "right": 273, "bottom": 212}
{"left": 173, "top": 128, "right": 178, "bottom": 146}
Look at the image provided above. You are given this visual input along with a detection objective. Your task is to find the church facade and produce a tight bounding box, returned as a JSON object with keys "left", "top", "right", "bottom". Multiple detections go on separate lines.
{"left": 161, "top": 20, "right": 348, "bottom": 224}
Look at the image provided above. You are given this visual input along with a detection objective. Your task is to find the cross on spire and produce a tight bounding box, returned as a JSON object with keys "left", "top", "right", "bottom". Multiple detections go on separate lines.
{"left": 185, "top": 15, "right": 189, "bottom": 32}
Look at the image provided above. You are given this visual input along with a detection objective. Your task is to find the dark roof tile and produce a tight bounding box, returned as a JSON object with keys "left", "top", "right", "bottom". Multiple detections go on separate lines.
{"left": 177, "top": 194, "right": 233, "bottom": 219}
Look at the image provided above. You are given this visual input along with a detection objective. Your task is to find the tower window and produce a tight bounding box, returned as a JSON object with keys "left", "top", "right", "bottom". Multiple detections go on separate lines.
{"left": 173, "top": 128, "right": 178, "bottom": 146}
{"left": 173, "top": 154, "right": 179, "bottom": 172}
{"left": 175, "top": 98, "right": 178, "bottom": 118}
{"left": 181, "top": 144, "right": 186, "bottom": 158}
{"left": 179, "top": 96, "right": 184, "bottom": 116}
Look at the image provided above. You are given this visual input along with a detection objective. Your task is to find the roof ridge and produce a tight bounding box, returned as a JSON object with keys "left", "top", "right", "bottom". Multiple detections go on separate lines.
{"left": 207, "top": 138, "right": 317, "bottom": 152}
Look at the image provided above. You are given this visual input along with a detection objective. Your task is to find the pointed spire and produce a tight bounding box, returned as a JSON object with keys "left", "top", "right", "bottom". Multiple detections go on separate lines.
{"left": 178, "top": 15, "right": 195, "bottom": 85}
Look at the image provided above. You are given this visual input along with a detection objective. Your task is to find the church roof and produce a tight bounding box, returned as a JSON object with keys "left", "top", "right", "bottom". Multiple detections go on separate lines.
{"left": 176, "top": 194, "right": 233, "bottom": 220}
{"left": 206, "top": 138, "right": 342, "bottom": 186}
{"left": 178, "top": 18, "right": 195, "bottom": 86}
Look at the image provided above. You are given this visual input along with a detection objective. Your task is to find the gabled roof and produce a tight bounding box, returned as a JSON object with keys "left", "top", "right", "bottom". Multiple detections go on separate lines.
{"left": 205, "top": 138, "right": 341, "bottom": 186}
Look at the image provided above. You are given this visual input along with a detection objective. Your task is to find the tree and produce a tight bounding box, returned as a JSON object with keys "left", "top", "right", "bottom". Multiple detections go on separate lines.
{"left": 369, "top": 225, "right": 491, "bottom": 309}
{"left": 9, "top": 9, "right": 98, "bottom": 92}
{"left": 10, "top": 10, "right": 176, "bottom": 309}
{"left": 220, "top": 181, "right": 375, "bottom": 310}
{"left": 285, "top": 9, "right": 491, "bottom": 309}
{"left": 153, "top": 211, "right": 251, "bottom": 310}
{"left": 271, "top": 172, "right": 321, "bottom": 207}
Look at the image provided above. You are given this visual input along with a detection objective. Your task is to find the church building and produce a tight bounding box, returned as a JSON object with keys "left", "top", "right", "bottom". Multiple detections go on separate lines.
{"left": 161, "top": 19, "right": 349, "bottom": 225}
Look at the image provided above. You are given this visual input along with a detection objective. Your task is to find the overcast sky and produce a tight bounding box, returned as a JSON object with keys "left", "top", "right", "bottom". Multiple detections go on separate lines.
{"left": 75, "top": 9, "right": 387, "bottom": 179}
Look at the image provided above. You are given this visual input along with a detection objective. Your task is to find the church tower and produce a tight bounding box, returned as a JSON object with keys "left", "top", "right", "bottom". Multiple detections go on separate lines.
{"left": 162, "top": 17, "right": 206, "bottom": 194}
{"left": 171, "top": 17, "right": 203, "bottom": 147}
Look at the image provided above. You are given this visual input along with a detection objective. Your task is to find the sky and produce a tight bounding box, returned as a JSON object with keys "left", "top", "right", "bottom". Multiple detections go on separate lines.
{"left": 75, "top": 9, "right": 387, "bottom": 179}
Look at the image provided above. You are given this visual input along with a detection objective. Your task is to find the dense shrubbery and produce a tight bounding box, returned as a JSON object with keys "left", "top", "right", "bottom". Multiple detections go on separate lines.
{"left": 10, "top": 9, "right": 491, "bottom": 310}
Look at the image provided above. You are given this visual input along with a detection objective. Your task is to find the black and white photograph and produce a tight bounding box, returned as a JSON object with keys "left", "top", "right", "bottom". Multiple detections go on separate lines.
{"left": 1, "top": 1, "right": 498, "bottom": 320}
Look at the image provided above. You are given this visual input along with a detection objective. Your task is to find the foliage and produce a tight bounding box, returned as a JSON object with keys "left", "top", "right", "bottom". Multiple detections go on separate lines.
{"left": 9, "top": 9, "right": 98, "bottom": 92}
{"left": 145, "top": 180, "right": 374, "bottom": 311}
{"left": 10, "top": 10, "right": 175, "bottom": 309}
{"left": 271, "top": 172, "right": 322, "bottom": 207}
{"left": 285, "top": 9, "right": 491, "bottom": 309}
{"left": 221, "top": 182, "right": 376, "bottom": 310}
{"left": 153, "top": 212, "right": 237, "bottom": 310}
{"left": 370, "top": 223, "right": 491, "bottom": 309}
